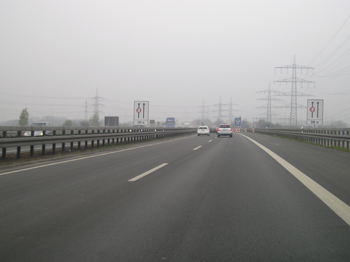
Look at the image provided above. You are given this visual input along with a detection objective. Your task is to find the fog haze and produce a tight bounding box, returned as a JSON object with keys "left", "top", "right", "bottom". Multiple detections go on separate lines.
{"left": 1, "top": 1, "right": 349, "bottom": 125}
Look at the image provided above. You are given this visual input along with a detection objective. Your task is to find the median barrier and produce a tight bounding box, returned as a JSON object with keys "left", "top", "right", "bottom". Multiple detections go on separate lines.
{"left": 0, "top": 127, "right": 196, "bottom": 159}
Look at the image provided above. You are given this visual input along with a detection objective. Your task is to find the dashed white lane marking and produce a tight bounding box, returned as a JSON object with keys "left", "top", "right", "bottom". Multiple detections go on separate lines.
{"left": 241, "top": 134, "right": 350, "bottom": 226}
{"left": 208, "top": 140, "right": 212, "bottom": 143}
{"left": 193, "top": 146, "right": 202, "bottom": 150}
{"left": 128, "top": 163, "right": 168, "bottom": 182}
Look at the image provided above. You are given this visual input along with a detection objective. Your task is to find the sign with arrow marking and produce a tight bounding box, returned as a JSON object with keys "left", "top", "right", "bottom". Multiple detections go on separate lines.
{"left": 307, "top": 99, "right": 324, "bottom": 126}
{"left": 133, "top": 101, "right": 149, "bottom": 126}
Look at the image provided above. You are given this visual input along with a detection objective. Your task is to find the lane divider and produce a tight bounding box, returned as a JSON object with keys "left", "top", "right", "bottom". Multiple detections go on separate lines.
{"left": 128, "top": 163, "right": 168, "bottom": 182}
{"left": 240, "top": 134, "right": 350, "bottom": 227}
{"left": 193, "top": 146, "right": 202, "bottom": 151}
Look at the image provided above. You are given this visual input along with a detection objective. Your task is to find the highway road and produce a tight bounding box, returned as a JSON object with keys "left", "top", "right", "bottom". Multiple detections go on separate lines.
{"left": 1, "top": 133, "right": 350, "bottom": 261}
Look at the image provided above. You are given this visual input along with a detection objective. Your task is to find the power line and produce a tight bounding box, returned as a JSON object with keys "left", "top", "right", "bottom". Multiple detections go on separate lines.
{"left": 0, "top": 92, "right": 87, "bottom": 100}
{"left": 316, "top": 49, "right": 350, "bottom": 75}
{"left": 316, "top": 32, "right": 350, "bottom": 71}
{"left": 308, "top": 14, "right": 350, "bottom": 66}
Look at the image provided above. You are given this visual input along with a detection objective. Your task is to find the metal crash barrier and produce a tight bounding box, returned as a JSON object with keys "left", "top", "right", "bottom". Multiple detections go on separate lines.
{"left": 0, "top": 126, "right": 196, "bottom": 160}
{"left": 253, "top": 128, "right": 350, "bottom": 150}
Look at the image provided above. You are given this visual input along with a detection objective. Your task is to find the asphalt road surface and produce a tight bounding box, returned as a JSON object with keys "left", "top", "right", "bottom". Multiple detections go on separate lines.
{"left": 1, "top": 133, "right": 350, "bottom": 261}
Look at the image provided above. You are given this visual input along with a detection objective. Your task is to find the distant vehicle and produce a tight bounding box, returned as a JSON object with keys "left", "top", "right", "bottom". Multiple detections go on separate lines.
{"left": 210, "top": 127, "right": 217, "bottom": 133}
{"left": 165, "top": 117, "right": 175, "bottom": 128}
{"left": 197, "top": 126, "right": 210, "bottom": 136}
{"left": 217, "top": 124, "right": 232, "bottom": 138}
{"left": 23, "top": 122, "right": 54, "bottom": 136}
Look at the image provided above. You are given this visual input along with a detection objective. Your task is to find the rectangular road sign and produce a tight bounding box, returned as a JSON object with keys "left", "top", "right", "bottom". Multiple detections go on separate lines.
{"left": 134, "top": 101, "right": 149, "bottom": 125}
{"left": 234, "top": 117, "right": 241, "bottom": 127}
{"left": 307, "top": 99, "right": 324, "bottom": 125}
{"left": 104, "top": 116, "right": 119, "bottom": 126}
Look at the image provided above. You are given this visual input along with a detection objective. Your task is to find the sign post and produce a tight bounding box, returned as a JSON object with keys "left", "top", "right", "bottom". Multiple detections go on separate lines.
{"left": 133, "top": 101, "right": 149, "bottom": 126}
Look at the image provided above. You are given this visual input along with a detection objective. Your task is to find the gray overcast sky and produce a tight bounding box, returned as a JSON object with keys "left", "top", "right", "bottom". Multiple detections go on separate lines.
{"left": 1, "top": 0, "right": 349, "bottom": 125}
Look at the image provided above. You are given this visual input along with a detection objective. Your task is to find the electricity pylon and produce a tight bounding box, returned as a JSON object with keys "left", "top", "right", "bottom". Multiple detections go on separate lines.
{"left": 256, "top": 83, "right": 283, "bottom": 123}
{"left": 91, "top": 88, "right": 104, "bottom": 120}
{"left": 84, "top": 99, "right": 88, "bottom": 121}
{"left": 274, "top": 56, "right": 315, "bottom": 126}
{"left": 211, "top": 97, "right": 226, "bottom": 123}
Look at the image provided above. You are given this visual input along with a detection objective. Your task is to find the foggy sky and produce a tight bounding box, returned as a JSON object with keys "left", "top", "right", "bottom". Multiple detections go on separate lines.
{"left": 1, "top": 0, "right": 349, "bottom": 125}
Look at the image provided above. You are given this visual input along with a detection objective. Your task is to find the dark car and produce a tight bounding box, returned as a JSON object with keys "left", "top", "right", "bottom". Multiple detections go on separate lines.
{"left": 209, "top": 127, "right": 217, "bottom": 133}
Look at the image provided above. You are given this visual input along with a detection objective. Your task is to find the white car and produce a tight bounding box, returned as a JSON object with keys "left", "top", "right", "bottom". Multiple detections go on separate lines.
{"left": 217, "top": 124, "right": 232, "bottom": 137}
{"left": 23, "top": 122, "right": 54, "bottom": 136}
{"left": 197, "top": 126, "right": 210, "bottom": 136}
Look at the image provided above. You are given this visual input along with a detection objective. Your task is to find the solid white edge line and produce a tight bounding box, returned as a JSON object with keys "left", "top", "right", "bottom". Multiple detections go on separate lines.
{"left": 240, "top": 134, "right": 350, "bottom": 226}
{"left": 0, "top": 136, "right": 190, "bottom": 176}
{"left": 193, "top": 146, "right": 202, "bottom": 150}
{"left": 128, "top": 163, "right": 168, "bottom": 182}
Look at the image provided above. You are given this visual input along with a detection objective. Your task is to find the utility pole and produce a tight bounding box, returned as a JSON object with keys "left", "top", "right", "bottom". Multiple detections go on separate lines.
{"left": 227, "top": 97, "right": 240, "bottom": 124}
{"left": 212, "top": 97, "right": 239, "bottom": 124}
{"left": 274, "top": 56, "right": 315, "bottom": 126}
{"left": 229, "top": 97, "right": 233, "bottom": 124}
{"left": 93, "top": 88, "right": 99, "bottom": 117}
{"left": 84, "top": 99, "right": 88, "bottom": 121}
{"left": 218, "top": 97, "right": 222, "bottom": 122}
{"left": 198, "top": 102, "right": 210, "bottom": 124}
{"left": 211, "top": 97, "right": 225, "bottom": 124}
{"left": 201, "top": 100, "right": 205, "bottom": 123}
{"left": 256, "top": 83, "right": 283, "bottom": 123}
{"left": 90, "top": 88, "right": 104, "bottom": 125}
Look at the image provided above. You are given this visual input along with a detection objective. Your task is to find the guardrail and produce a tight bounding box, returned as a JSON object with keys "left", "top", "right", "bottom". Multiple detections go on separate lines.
{"left": 0, "top": 126, "right": 197, "bottom": 159}
{"left": 253, "top": 128, "right": 350, "bottom": 150}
